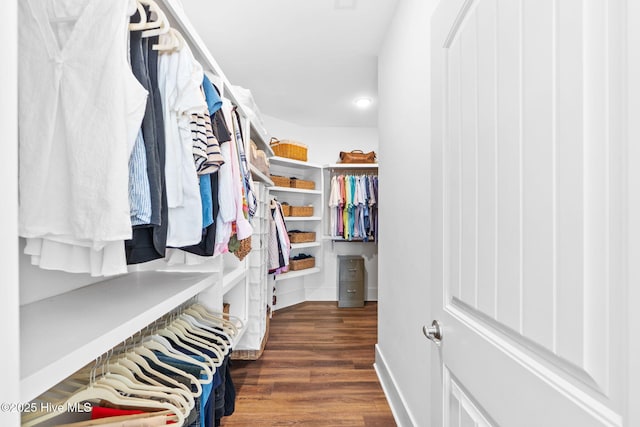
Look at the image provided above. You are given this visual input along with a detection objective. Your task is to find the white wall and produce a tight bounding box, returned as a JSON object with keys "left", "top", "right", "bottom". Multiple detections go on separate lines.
{"left": 1, "top": 1, "right": 20, "bottom": 425}
{"left": 263, "top": 114, "right": 380, "bottom": 304}
{"left": 376, "top": 0, "right": 439, "bottom": 425}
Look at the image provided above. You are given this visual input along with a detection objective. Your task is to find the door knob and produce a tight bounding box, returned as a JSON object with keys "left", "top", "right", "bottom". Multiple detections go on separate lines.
{"left": 422, "top": 320, "right": 443, "bottom": 345}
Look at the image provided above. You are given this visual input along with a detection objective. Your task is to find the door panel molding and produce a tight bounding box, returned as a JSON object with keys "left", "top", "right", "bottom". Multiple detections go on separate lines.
{"left": 446, "top": 302, "right": 623, "bottom": 426}
{"left": 449, "top": 297, "right": 604, "bottom": 394}
{"left": 444, "top": 367, "right": 496, "bottom": 427}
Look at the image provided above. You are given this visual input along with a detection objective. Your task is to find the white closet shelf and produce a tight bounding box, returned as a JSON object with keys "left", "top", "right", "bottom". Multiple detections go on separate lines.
{"left": 269, "top": 156, "right": 322, "bottom": 170}
{"left": 222, "top": 266, "right": 248, "bottom": 293}
{"left": 274, "top": 267, "right": 321, "bottom": 281}
{"left": 250, "top": 164, "right": 274, "bottom": 186}
{"left": 270, "top": 186, "right": 322, "bottom": 194}
{"left": 250, "top": 123, "right": 274, "bottom": 156}
{"left": 323, "top": 235, "right": 377, "bottom": 243}
{"left": 20, "top": 271, "right": 218, "bottom": 402}
{"left": 324, "top": 163, "right": 379, "bottom": 169}
{"left": 291, "top": 242, "right": 322, "bottom": 249}
{"left": 283, "top": 216, "right": 322, "bottom": 222}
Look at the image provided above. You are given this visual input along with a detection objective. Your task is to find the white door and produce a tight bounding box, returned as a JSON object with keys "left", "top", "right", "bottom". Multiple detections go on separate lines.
{"left": 429, "top": 0, "right": 636, "bottom": 425}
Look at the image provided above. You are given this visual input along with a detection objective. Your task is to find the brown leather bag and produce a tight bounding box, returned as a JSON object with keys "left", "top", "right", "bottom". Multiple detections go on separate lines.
{"left": 339, "top": 150, "right": 377, "bottom": 163}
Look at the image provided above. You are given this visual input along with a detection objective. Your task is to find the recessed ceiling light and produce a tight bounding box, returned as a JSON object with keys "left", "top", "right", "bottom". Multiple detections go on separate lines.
{"left": 335, "top": 0, "right": 357, "bottom": 10}
{"left": 354, "top": 97, "right": 372, "bottom": 109}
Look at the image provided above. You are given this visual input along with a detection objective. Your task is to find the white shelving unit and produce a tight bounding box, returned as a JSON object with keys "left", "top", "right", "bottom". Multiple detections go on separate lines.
{"left": 268, "top": 157, "right": 324, "bottom": 309}
{"left": 235, "top": 181, "right": 271, "bottom": 353}
{"left": 324, "top": 163, "right": 379, "bottom": 169}
{"left": 282, "top": 216, "right": 322, "bottom": 222}
{"left": 291, "top": 242, "right": 322, "bottom": 249}
{"left": 250, "top": 164, "right": 274, "bottom": 187}
{"left": 274, "top": 267, "right": 321, "bottom": 282}
{"left": 15, "top": 0, "right": 272, "bottom": 404}
{"left": 20, "top": 272, "right": 216, "bottom": 402}
{"left": 271, "top": 187, "right": 322, "bottom": 195}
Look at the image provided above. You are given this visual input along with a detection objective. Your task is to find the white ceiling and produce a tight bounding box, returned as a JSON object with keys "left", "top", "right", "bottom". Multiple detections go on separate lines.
{"left": 180, "top": 0, "right": 399, "bottom": 127}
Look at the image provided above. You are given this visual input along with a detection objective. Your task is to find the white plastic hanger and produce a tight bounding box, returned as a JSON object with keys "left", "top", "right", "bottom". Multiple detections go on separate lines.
{"left": 22, "top": 378, "right": 185, "bottom": 427}
{"left": 165, "top": 323, "right": 224, "bottom": 367}
{"left": 187, "top": 304, "right": 242, "bottom": 337}
{"left": 143, "top": 336, "right": 214, "bottom": 384}
{"left": 124, "top": 349, "right": 196, "bottom": 404}
{"left": 156, "top": 326, "right": 217, "bottom": 369}
{"left": 59, "top": 356, "right": 190, "bottom": 414}
{"left": 175, "top": 316, "right": 229, "bottom": 356}
{"left": 54, "top": 409, "right": 177, "bottom": 427}
{"left": 128, "top": 0, "right": 154, "bottom": 31}
{"left": 182, "top": 313, "right": 233, "bottom": 348}
{"left": 119, "top": 351, "right": 195, "bottom": 409}
{"left": 131, "top": 345, "right": 203, "bottom": 397}
{"left": 153, "top": 27, "right": 184, "bottom": 52}
{"left": 139, "top": 0, "right": 170, "bottom": 38}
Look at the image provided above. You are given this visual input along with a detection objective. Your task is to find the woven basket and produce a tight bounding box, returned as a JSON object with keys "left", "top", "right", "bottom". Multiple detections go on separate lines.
{"left": 280, "top": 204, "right": 291, "bottom": 216}
{"left": 270, "top": 137, "right": 308, "bottom": 162}
{"left": 288, "top": 231, "right": 316, "bottom": 243}
{"left": 271, "top": 175, "right": 290, "bottom": 188}
{"left": 288, "top": 205, "right": 313, "bottom": 217}
{"left": 290, "top": 178, "right": 315, "bottom": 190}
{"left": 289, "top": 257, "right": 315, "bottom": 271}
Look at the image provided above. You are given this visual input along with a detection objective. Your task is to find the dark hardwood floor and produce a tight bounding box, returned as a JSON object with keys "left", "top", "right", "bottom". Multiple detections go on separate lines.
{"left": 222, "top": 302, "right": 396, "bottom": 426}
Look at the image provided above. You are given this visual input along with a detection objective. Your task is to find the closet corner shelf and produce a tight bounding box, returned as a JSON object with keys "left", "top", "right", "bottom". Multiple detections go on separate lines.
{"left": 250, "top": 164, "right": 274, "bottom": 186}
{"left": 283, "top": 216, "right": 322, "bottom": 222}
{"left": 222, "top": 266, "right": 248, "bottom": 293}
{"left": 269, "top": 156, "right": 322, "bottom": 170}
{"left": 274, "top": 267, "right": 321, "bottom": 282}
{"left": 20, "top": 271, "right": 218, "bottom": 403}
{"left": 249, "top": 123, "right": 274, "bottom": 156}
{"left": 270, "top": 186, "right": 322, "bottom": 195}
{"left": 323, "top": 235, "right": 377, "bottom": 243}
{"left": 324, "top": 163, "right": 379, "bottom": 170}
{"left": 291, "top": 242, "right": 322, "bottom": 250}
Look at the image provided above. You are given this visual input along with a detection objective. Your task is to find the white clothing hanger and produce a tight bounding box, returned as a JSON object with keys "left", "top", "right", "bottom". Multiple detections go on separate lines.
{"left": 54, "top": 409, "right": 177, "bottom": 427}
{"left": 183, "top": 310, "right": 235, "bottom": 345}
{"left": 131, "top": 345, "right": 203, "bottom": 397}
{"left": 118, "top": 351, "right": 195, "bottom": 409}
{"left": 139, "top": 0, "right": 170, "bottom": 38}
{"left": 153, "top": 28, "right": 184, "bottom": 52}
{"left": 22, "top": 382, "right": 185, "bottom": 427}
{"left": 188, "top": 304, "right": 242, "bottom": 337}
{"left": 128, "top": 0, "right": 154, "bottom": 31}
{"left": 175, "top": 317, "right": 229, "bottom": 356}
{"left": 169, "top": 322, "right": 224, "bottom": 365}
{"left": 156, "top": 327, "right": 217, "bottom": 369}
{"left": 143, "top": 336, "right": 214, "bottom": 384}
{"left": 123, "top": 350, "right": 197, "bottom": 405}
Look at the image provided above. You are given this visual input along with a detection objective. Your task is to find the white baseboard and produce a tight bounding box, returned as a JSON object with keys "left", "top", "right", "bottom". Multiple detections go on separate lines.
{"left": 272, "top": 290, "right": 305, "bottom": 310}
{"left": 374, "top": 344, "right": 415, "bottom": 427}
{"left": 304, "top": 287, "right": 379, "bottom": 301}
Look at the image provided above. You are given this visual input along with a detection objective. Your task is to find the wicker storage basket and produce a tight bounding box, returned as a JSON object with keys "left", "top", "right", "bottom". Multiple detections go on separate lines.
{"left": 290, "top": 178, "right": 315, "bottom": 190}
{"left": 271, "top": 175, "right": 290, "bottom": 188}
{"left": 270, "top": 137, "right": 308, "bottom": 162}
{"left": 289, "top": 256, "right": 315, "bottom": 271}
{"left": 280, "top": 204, "right": 291, "bottom": 216}
{"left": 288, "top": 205, "right": 314, "bottom": 217}
{"left": 288, "top": 231, "right": 316, "bottom": 243}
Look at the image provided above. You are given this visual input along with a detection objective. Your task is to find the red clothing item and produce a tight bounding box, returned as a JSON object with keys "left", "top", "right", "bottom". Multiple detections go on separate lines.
{"left": 91, "top": 406, "right": 145, "bottom": 419}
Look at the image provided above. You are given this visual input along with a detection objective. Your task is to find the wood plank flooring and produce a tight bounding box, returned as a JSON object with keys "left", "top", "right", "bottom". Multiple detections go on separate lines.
{"left": 221, "top": 302, "right": 396, "bottom": 426}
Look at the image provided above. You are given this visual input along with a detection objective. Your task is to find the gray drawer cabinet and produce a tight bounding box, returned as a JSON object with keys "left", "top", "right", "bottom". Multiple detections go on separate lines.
{"left": 338, "top": 256, "right": 365, "bottom": 307}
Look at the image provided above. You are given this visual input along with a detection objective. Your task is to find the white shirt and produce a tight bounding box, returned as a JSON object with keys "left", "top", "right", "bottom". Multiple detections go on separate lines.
{"left": 157, "top": 33, "right": 207, "bottom": 247}
{"left": 19, "top": 0, "right": 146, "bottom": 276}
{"left": 19, "top": 0, "right": 146, "bottom": 246}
